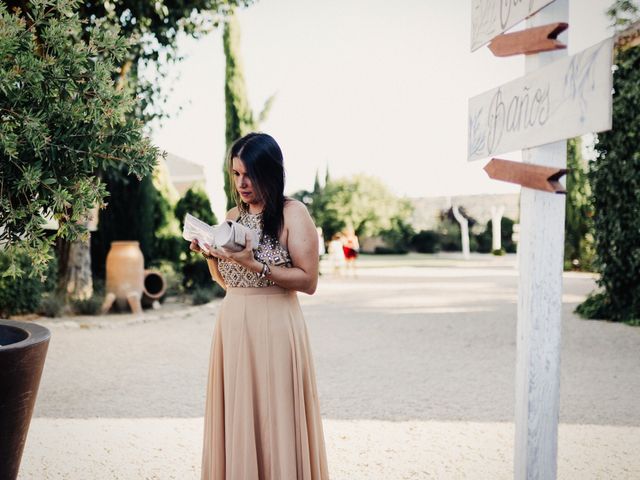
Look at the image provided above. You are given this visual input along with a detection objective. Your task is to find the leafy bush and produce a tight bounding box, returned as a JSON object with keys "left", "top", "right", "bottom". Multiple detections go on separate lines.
{"left": 154, "top": 235, "right": 183, "bottom": 266}
{"left": 0, "top": 251, "right": 58, "bottom": 317}
{"left": 175, "top": 186, "right": 218, "bottom": 229}
{"left": 192, "top": 285, "right": 225, "bottom": 305}
{"left": 212, "top": 283, "right": 226, "bottom": 298}
{"left": 294, "top": 174, "right": 414, "bottom": 241}
{"left": 72, "top": 296, "right": 104, "bottom": 315}
{"left": 410, "top": 230, "right": 441, "bottom": 253}
{"left": 579, "top": 36, "right": 640, "bottom": 323}
{"left": 575, "top": 291, "right": 615, "bottom": 321}
{"left": 439, "top": 220, "right": 462, "bottom": 252}
{"left": 175, "top": 186, "right": 218, "bottom": 291}
{"left": 374, "top": 246, "right": 409, "bottom": 255}
{"left": 38, "top": 294, "right": 65, "bottom": 318}
{"left": 475, "top": 218, "right": 516, "bottom": 254}
{"left": 380, "top": 217, "right": 415, "bottom": 254}
{"left": 475, "top": 228, "right": 492, "bottom": 254}
{"left": 153, "top": 260, "right": 184, "bottom": 298}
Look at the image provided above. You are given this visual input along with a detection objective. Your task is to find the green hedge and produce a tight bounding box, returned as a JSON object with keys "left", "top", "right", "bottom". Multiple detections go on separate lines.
{"left": 579, "top": 43, "right": 640, "bottom": 324}
{"left": 175, "top": 186, "right": 218, "bottom": 291}
{"left": 0, "top": 251, "right": 58, "bottom": 317}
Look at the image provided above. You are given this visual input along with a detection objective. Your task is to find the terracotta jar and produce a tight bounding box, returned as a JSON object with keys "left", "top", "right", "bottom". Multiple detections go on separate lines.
{"left": 105, "top": 241, "right": 144, "bottom": 310}
{"left": 142, "top": 269, "right": 167, "bottom": 308}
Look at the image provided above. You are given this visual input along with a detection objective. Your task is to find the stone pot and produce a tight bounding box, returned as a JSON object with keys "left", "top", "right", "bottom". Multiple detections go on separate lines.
{"left": 105, "top": 241, "right": 144, "bottom": 311}
{"left": 0, "top": 320, "right": 51, "bottom": 480}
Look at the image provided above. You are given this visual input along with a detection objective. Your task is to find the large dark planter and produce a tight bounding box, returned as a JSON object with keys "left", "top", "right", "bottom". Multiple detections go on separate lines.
{"left": 0, "top": 320, "right": 51, "bottom": 480}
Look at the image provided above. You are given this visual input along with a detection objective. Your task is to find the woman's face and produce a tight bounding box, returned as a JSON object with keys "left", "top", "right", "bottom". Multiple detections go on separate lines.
{"left": 232, "top": 157, "right": 261, "bottom": 205}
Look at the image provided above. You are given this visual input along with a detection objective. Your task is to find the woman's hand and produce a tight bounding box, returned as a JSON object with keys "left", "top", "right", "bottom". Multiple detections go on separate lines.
{"left": 189, "top": 239, "right": 205, "bottom": 255}
{"left": 194, "top": 234, "right": 261, "bottom": 273}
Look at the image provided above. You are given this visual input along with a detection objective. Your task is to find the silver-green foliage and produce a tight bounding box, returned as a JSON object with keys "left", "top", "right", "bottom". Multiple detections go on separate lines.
{"left": 301, "top": 174, "right": 413, "bottom": 240}
{"left": 0, "top": 0, "right": 159, "bottom": 278}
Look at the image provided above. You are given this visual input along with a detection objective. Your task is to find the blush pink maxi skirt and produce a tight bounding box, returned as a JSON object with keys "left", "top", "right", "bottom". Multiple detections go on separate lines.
{"left": 201, "top": 286, "right": 330, "bottom": 480}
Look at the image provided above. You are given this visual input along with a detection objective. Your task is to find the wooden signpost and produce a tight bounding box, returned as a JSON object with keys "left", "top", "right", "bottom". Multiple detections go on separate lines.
{"left": 488, "top": 22, "right": 568, "bottom": 57}
{"left": 469, "top": 1, "right": 613, "bottom": 479}
{"left": 484, "top": 158, "right": 567, "bottom": 193}
{"left": 471, "top": 0, "right": 556, "bottom": 51}
{"left": 468, "top": 37, "right": 613, "bottom": 162}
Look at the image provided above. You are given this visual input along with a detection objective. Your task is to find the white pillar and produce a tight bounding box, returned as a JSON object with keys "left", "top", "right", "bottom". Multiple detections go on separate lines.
{"left": 491, "top": 205, "right": 505, "bottom": 252}
{"left": 514, "top": 1, "right": 568, "bottom": 479}
{"left": 452, "top": 205, "right": 470, "bottom": 260}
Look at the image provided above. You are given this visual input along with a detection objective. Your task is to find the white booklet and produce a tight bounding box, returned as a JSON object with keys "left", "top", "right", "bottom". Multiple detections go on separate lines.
{"left": 182, "top": 213, "right": 259, "bottom": 252}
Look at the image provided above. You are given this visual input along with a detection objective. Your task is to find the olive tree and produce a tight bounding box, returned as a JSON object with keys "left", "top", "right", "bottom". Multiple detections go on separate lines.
{"left": 0, "top": 0, "right": 159, "bottom": 281}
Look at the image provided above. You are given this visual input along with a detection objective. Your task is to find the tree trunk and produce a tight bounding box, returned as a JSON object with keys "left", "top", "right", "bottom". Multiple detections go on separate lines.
{"left": 58, "top": 213, "right": 97, "bottom": 302}
{"left": 63, "top": 230, "right": 93, "bottom": 301}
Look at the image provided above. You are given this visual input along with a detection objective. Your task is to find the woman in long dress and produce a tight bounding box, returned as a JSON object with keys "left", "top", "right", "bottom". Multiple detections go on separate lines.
{"left": 190, "top": 132, "right": 330, "bottom": 480}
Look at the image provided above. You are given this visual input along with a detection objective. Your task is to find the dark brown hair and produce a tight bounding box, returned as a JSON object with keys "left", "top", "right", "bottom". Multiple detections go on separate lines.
{"left": 227, "top": 132, "right": 286, "bottom": 239}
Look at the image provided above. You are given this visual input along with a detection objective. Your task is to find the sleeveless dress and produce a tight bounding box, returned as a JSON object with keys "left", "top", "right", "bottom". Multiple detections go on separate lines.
{"left": 201, "top": 210, "right": 330, "bottom": 480}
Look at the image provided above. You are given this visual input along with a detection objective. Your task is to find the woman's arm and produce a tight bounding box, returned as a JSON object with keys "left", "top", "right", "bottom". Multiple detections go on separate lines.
{"left": 261, "top": 200, "right": 319, "bottom": 294}
{"left": 204, "top": 256, "right": 226, "bottom": 290}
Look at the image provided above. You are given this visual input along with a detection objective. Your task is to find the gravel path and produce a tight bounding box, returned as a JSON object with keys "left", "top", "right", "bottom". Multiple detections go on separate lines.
{"left": 21, "top": 419, "right": 640, "bottom": 479}
{"left": 18, "top": 255, "right": 640, "bottom": 478}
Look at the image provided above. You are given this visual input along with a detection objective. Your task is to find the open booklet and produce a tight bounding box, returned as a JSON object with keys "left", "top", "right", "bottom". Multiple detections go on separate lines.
{"left": 182, "top": 213, "right": 259, "bottom": 252}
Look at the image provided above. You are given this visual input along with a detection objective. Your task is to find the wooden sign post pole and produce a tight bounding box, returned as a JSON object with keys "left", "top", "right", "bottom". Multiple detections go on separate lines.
{"left": 514, "top": 0, "right": 568, "bottom": 478}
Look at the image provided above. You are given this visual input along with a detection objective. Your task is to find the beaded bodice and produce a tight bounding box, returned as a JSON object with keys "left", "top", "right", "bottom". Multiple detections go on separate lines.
{"left": 217, "top": 211, "right": 292, "bottom": 288}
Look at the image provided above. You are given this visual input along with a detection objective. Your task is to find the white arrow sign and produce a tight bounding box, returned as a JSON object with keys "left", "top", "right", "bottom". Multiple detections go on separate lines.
{"left": 468, "top": 37, "right": 613, "bottom": 162}
{"left": 471, "top": 0, "right": 556, "bottom": 51}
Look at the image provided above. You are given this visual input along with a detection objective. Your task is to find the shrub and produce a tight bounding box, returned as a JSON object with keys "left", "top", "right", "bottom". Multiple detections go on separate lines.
{"left": 38, "top": 295, "right": 65, "bottom": 318}
{"left": 153, "top": 260, "right": 184, "bottom": 298}
{"left": 72, "top": 296, "right": 104, "bottom": 315}
{"left": 411, "top": 230, "right": 441, "bottom": 253}
{"left": 380, "top": 217, "right": 415, "bottom": 253}
{"left": 212, "top": 283, "right": 226, "bottom": 298}
{"left": 176, "top": 186, "right": 218, "bottom": 291}
{"left": 579, "top": 39, "right": 640, "bottom": 323}
{"left": 374, "top": 246, "right": 409, "bottom": 255}
{"left": 175, "top": 186, "right": 217, "bottom": 229}
{"left": 0, "top": 251, "right": 58, "bottom": 317}
{"left": 475, "top": 228, "right": 492, "bottom": 253}
{"left": 182, "top": 256, "right": 215, "bottom": 291}
{"left": 154, "top": 235, "right": 183, "bottom": 266}
{"left": 439, "top": 220, "right": 462, "bottom": 252}
{"left": 575, "top": 291, "right": 614, "bottom": 321}
{"left": 192, "top": 285, "right": 225, "bottom": 306}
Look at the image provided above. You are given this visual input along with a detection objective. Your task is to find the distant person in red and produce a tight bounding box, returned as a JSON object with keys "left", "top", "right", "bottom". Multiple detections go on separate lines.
{"left": 341, "top": 228, "right": 360, "bottom": 277}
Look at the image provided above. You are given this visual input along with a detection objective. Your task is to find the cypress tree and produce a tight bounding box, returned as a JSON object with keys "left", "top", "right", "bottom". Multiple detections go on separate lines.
{"left": 223, "top": 13, "right": 255, "bottom": 210}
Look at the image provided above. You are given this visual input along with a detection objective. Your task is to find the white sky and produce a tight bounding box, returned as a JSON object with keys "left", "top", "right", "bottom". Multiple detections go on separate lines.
{"left": 150, "top": 0, "right": 614, "bottom": 220}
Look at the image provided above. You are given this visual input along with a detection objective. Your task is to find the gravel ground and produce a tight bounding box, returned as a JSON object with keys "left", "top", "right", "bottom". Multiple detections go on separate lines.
{"left": 20, "top": 419, "right": 640, "bottom": 480}
{"left": 17, "top": 254, "right": 640, "bottom": 479}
